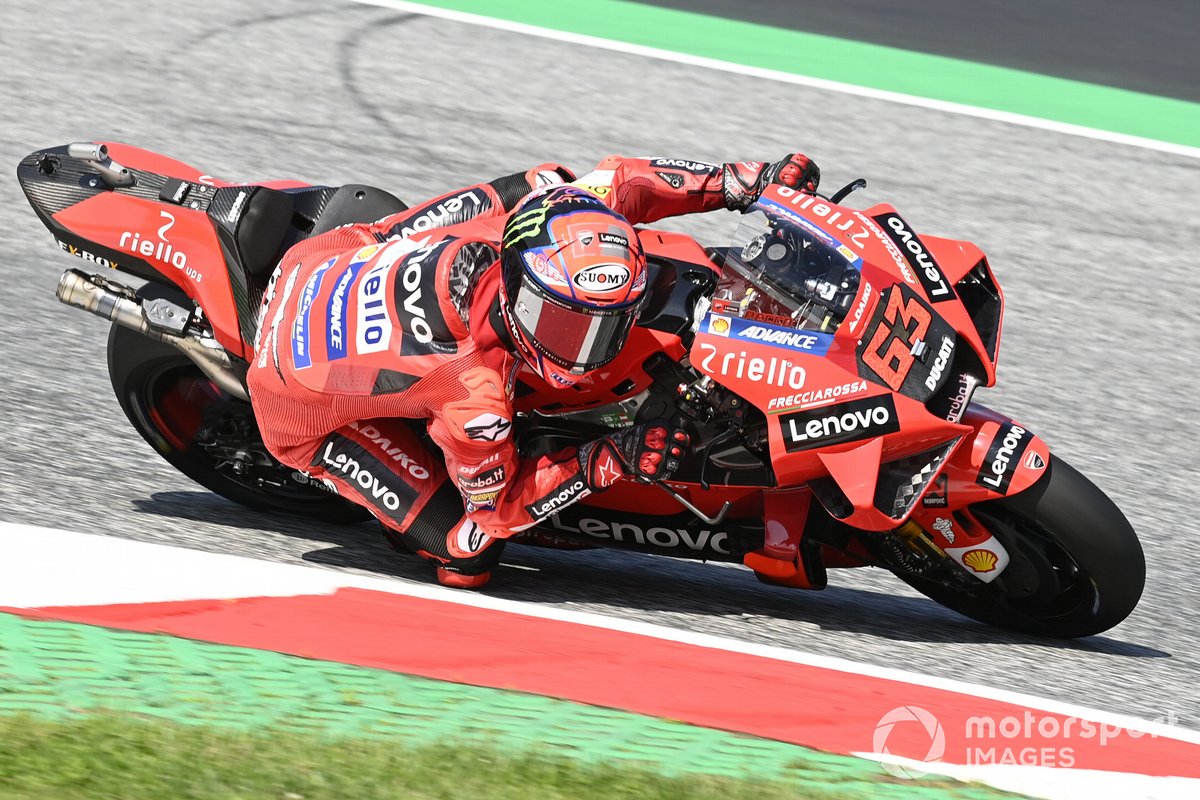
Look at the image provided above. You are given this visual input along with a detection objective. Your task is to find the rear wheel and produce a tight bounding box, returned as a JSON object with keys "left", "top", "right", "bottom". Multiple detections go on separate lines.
{"left": 899, "top": 456, "right": 1144, "bottom": 637}
{"left": 107, "top": 282, "right": 369, "bottom": 523}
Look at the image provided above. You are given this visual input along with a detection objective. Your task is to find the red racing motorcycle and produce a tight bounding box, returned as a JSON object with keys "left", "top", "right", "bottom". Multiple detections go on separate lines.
{"left": 18, "top": 142, "right": 1145, "bottom": 637}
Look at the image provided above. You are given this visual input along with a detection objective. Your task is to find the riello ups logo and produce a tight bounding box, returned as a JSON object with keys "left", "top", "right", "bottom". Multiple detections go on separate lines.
{"left": 779, "top": 395, "right": 900, "bottom": 452}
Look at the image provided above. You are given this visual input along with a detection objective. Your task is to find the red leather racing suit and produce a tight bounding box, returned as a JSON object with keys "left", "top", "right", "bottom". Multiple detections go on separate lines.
{"left": 246, "top": 156, "right": 773, "bottom": 569}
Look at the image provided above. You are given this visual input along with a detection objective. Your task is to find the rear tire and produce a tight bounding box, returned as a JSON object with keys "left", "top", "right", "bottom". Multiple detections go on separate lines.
{"left": 900, "top": 456, "right": 1144, "bottom": 637}
{"left": 107, "top": 281, "right": 369, "bottom": 523}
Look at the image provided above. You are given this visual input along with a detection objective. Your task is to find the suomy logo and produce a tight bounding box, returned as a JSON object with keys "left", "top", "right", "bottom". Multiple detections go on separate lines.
{"left": 573, "top": 263, "right": 630, "bottom": 291}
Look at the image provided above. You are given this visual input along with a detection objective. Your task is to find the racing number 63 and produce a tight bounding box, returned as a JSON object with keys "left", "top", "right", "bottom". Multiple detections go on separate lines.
{"left": 862, "top": 287, "right": 932, "bottom": 390}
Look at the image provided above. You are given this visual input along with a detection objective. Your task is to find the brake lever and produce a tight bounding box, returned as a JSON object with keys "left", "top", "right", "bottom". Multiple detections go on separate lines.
{"left": 829, "top": 178, "right": 867, "bottom": 204}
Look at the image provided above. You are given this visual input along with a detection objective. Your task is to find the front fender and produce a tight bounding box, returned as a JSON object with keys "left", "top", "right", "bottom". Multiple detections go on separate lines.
{"left": 928, "top": 403, "right": 1052, "bottom": 511}
{"left": 901, "top": 404, "right": 1049, "bottom": 582}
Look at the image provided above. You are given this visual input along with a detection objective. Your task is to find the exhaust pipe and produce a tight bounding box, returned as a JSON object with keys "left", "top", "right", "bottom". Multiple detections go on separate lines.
{"left": 57, "top": 269, "right": 250, "bottom": 402}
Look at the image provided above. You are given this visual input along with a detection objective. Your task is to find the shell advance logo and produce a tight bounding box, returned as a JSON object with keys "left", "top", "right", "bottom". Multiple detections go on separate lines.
{"left": 703, "top": 314, "right": 834, "bottom": 356}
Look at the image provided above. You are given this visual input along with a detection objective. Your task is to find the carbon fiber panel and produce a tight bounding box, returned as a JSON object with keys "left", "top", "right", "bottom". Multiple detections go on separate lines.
{"left": 18, "top": 148, "right": 216, "bottom": 218}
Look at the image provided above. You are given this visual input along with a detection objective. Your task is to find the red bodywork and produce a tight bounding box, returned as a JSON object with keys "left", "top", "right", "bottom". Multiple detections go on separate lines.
{"left": 31, "top": 143, "right": 1049, "bottom": 587}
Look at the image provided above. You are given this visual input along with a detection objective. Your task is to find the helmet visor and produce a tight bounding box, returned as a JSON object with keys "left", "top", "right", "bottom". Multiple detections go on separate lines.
{"left": 512, "top": 276, "right": 637, "bottom": 372}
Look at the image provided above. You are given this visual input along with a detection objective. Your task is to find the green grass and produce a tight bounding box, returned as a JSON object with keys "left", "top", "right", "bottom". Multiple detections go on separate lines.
{"left": 0, "top": 712, "right": 860, "bottom": 800}
{"left": 0, "top": 615, "right": 1023, "bottom": 799}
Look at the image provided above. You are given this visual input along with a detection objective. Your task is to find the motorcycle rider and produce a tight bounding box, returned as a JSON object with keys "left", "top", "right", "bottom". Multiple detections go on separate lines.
{"left": 247, "top": 152, "right": 821, "bottom": 588}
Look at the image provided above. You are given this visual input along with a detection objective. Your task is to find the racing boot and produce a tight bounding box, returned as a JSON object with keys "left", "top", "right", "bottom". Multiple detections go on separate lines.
{"left": 380, "top": 517, "right": 505, "bottom": 590}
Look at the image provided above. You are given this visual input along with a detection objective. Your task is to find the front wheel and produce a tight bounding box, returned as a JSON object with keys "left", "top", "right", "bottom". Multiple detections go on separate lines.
{"left": 900, "top": 456, "right": 1144, "bottom": 637}
{"left": 107, "top": 282, "right": 370, "bottom": 523}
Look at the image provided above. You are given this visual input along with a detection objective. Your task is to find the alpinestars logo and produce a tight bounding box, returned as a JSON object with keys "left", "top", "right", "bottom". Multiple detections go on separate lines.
{"left": 526, "top": 476, "right": 589, "bottom": 519}
{"left": 464, "top": 413, "right": 512, "bottom": 442}
{"left": 779, "top": 395, "right": 900, "bottom": 452}
{"left": 453, "top": 519, "right": 491, "bottom": 555}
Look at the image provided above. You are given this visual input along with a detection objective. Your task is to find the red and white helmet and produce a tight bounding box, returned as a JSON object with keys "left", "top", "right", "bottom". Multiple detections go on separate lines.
{"left": 499, "top": 186, "right": 648, "bottom": 387}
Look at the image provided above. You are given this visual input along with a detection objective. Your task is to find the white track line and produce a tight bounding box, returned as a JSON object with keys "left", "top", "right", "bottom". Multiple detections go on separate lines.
{"left": 2, "top": 521, "right": 1196, "bottom": 745}
{"left": 848, "top": 756, "right": 1200, "bottom": 800}
{"left": 348, "top": 0, "right": 1200, "bottom": 161}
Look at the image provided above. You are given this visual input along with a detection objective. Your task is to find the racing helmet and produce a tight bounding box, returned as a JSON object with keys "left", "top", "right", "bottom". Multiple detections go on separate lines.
{"left": 499, "top": 185, "right": 648, "bottom": 387}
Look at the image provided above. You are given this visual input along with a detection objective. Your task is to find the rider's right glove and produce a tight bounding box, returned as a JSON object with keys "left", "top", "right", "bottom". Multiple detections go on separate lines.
{"left": 577, "top": 421, "right": 691, "bottom": 491}
{"left": 723, "top": 153, "right": 821, "bottom": 210}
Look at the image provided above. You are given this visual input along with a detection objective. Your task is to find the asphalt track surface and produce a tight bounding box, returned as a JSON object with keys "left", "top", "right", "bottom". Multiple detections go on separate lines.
{"left": 1, "top": 0, "right": 1198, "bottom": 734}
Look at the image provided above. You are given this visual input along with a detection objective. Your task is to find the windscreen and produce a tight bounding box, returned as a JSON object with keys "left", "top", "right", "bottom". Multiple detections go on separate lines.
{"left": 713, "top": 202, "right": 862, "bottom": 333}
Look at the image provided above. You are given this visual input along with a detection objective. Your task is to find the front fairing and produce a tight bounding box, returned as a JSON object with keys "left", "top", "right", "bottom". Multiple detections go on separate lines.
{"left": 692, "top": 187, "right": 1005, "bottom": 529}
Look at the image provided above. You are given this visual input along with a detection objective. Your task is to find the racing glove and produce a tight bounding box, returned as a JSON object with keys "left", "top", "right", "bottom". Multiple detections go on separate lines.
{"left": 577, "top": 422, "right": 691, "bottom": 491}
{"left": 723, "top": 153, "right": 821, "bottom": 210}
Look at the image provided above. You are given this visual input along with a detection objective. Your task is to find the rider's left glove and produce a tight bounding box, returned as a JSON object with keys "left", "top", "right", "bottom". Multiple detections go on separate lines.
{"left": 577, "top": 421, "right": 691, "bottom": 491}
{"left": 723, "top": 153, "right": 821, "bottom": 210}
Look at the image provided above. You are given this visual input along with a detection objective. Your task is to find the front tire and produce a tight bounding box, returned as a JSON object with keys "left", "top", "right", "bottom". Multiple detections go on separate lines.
{"left": 901, "top": 456, "right": 1144, "bottom": 637}
{"left": 107, "top": 282, "right": 369, "bottom": 523}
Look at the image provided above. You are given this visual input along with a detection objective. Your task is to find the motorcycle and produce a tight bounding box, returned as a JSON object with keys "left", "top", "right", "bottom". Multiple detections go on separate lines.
{"left": 17, "top": 141, "right": 1145, "bottom": 637}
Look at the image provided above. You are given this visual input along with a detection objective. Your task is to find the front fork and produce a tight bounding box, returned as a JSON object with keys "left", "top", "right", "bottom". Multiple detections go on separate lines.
{"left": 906, "top": 403, "right": 1052, "bottom": 583}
